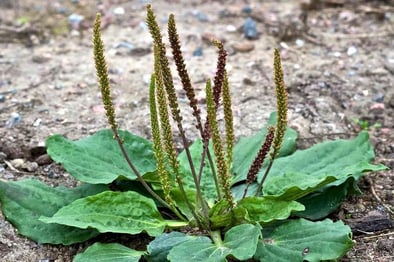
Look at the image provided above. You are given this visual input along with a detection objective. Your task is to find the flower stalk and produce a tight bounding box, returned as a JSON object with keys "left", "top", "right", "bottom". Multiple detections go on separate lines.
{"left": 206, "top": 79, "right": 234, "bottom": 206}
{"left": 255, "top": 48, "right": 288, "bottom": 195}
{"left": 93, "top": 13, "right": 172, "bottom": 211}
{"left": 147, "top": 5, "right": 210, "bottom": 226}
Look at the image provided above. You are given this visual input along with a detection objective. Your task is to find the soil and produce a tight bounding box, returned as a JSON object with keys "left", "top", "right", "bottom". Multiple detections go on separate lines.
{"left": 1, "top": 0, "right": 393, "bottom": 261}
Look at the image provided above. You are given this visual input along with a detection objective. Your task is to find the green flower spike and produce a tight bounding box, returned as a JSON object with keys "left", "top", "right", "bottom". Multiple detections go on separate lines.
{"left": 206, "top": 79, "right": 234, "bottom": 206}
{"left": 93, "top": 13, "right": 117, "bottom": 132}
{"left": 255, "top": 48, "right": 288, "bottom": 195}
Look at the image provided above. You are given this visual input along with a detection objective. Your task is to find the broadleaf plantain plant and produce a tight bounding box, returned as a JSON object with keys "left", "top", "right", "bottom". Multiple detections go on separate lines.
{"left": 0, "top": 5, "right": 388, "bottom": 262}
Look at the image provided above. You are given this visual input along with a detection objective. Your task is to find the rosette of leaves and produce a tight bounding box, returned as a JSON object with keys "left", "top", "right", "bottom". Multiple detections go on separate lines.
{"left": 0, "top": 5, "right": 387, "bottom": 262}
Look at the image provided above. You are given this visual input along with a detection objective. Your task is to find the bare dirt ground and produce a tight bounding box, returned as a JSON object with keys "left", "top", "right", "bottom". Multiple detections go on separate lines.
{"left": 0, "top": 0, "right": 393, "bottom": 261}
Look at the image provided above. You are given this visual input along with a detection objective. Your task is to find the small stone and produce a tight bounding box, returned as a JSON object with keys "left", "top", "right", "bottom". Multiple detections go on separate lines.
{"left": 68, "top": 13, "right": 84, "bottom": 28}
{"left": 54, "top": 82, "right": 64, "bottom": 90}
{"left": 0, "top": 94, "right": 5, "bottom": 102}
{"left": 35, "top": 154, "right": 52, "bottom": 165}
{"left": 280, "top": 42, "right": 289, "bottom": 49}
{"left": 347, "top": 46, "right": 357, "bottom": 56}
{"left": 70, "top": 29, "right": 80, "bottom": 37}
{"left": 226, "top": 24, "right": 237, "bottom": 32}
{"left": 372, "top": 93, "right": 384, "bottom": 103}
{"left": 6, "top": 112, "right": 22, "bottom": 128}
{"left": 242, "top": 5, "right": 252, "bottom": 14}
{"left": 232, "top": 42, "right": 254, "bottom": 53}
{"left": 295, "top": 38, "right": 304, "bottom": 47}
{"left": 33, "top": 118, "right": 42, "bottom": 127}
{"left": 10, "top": 158, "right": 25, "bottom": 169}
{"left": 202, "top": 32, "right": 224, "bottom": 44}
{"left": 32, "top": 54, "right": 51, "bottom": 64}
{"left": 193, "top": 47, "right": 203, "bottom": 57}
{"left": 243, "top": 17, "right": 259, "bottom": 39}
{"left": 243, "top": 78, "right": 256, "bottom": 86}
{"left": 143, "top": 74, "right": 151, "bottom": 84}
{"left": 113, "top": 41, "right": 134, "bottom": 50}
{"left": 26, "top": 162, "right": 39, "bottom": 172}
{"left": 332, "top": 51, "right": 341, "bottom": 57}
{"left": 113, "top": 6, "right": 125, "bottom": 16}
{"left": 369, "top": 103, "right": 385, "bottom": 114}
{"left": 193, "top": 11, "right": 208, "bottom": 22}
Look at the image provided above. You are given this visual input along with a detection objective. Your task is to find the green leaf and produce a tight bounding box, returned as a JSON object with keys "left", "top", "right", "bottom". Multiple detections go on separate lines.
{"left": 262, "top": 132, "right": 387, "bottom": 199}
{"left": 254, "top": 219, "right": 353, "bottom": 262}
{"left": 209, "top": 199, "right": 233, "bottom": 229}
{"left": 168, "top": 224, "right": 261, "bottom": 261}
{"left": 232, "top": 112, "right": 298, "bottom": 185}
{"left": 294, "top": 177, "right": 358, "bottom": 220}
{"left": 0, "top": 179, "right": 106, "bottom": 244}
{"left": 178, "top": 139, "right": 217, "bottom": 201}
{"left": 146, "top": 232, "right": 194, "bottom": 262}
{"left": 46, "top": 129, "right": 156, "bottom": 184}
{"left": 170, "top": 188, "right": 197, "bottom": 221}
{"left": 74, "top": 242, "right": 143, "bottom": 262}
{"left": 237, "top": 197, "right": 304, "bottom": 224}
{"left": 40, "top": 191, "right": 166, "bottom": 236}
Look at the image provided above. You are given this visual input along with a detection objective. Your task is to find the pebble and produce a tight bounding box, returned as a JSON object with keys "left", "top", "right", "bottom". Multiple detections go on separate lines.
{"left": 0, "top": 94, "right": 5, "bottom": 102}
{"left": 68, "top": 13, "right": 84, "bottom": 28}
{"left": 332, "top": 51, "right": 341, "bottom": 57}
{"left": 54, "top": 81, "right": 64, "bottom": 90}
{"left": 113, "top": 7, "right": 125, "bottom": 16}
{"left": 35, "top": 154, "right": 52, "bottom": 165}
{"left": 70, "top": 29, "right": 80, "bottom": 37}
{"left": 9, "top": 158, "right": 39, "bottom": 172}
{"left": 6, "top": 112, "right": 22, "bottom": 128}
{"left": 232, "top": 42, "right": 255, "bottom": 53}
{"left": 347, "top": 46, "right": 357, "bottom": 56}
{"left": 113, "top": 41, "right": 134, "bottom": 50}
{"left": 33, "top": 118, "right": 42, "bottom": 127}
{"left": 47, "top": 170, "right": 57, "bottom": 178}
{"left": 193, "top": 11, "right": 208, "bottom": 22}
{"left": 32, "top": 54, "right": 51, "bottom": 64}
{"left": 26, "top": 162, "right": 39, "bottom": 172}
{"left": 226, "top": 24, "right": 237, "bottom": 32}
{"left": 295, "top": 38, "right": 305, "bottom": 47}
{"left": 9, "top": 158, "right": 24, "bottom": 169}
{"left": 242, "top": 5, "right": 252, "bottom": 14}
{"left": 369, "top": 103, "right": 385, "bottom": 114}
{"left": 243, "top": 17, "right": 259, "bottom": 39}
{"left": 372, "top": 93, "right": 384, "bottom": 103}
{"left": 193, "top": 47, "right": 203, "bottom": 57}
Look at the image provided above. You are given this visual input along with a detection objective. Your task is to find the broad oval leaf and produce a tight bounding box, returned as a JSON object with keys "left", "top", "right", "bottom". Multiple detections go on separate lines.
{"left": 73, "top": 242, "right": 143, "bottom": 262}
{"left": 40, "top": 191, "right": 166, "bottom": 236}
{"left": 0, "top": 179, "right": 106, "bottom": 245}
{"left": 168, "top": 224, "right": 261, "bottom": 261}
{"left": 294, "top": 177, "right": 359, "bottom": 220}
{"left": 237, "top": 196, "right": 304, "bottom": 224}
{"left": 262, "top": 132, "right": 387, "bottom": 199}
{"left": 254, "top": 218, "right": 353, "bottom": 262}
{"left": 146, "top": 231, "right": 194, "bottom": 262}
{"left": 46, "top": 129, "right": 156, "bottom": 184}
